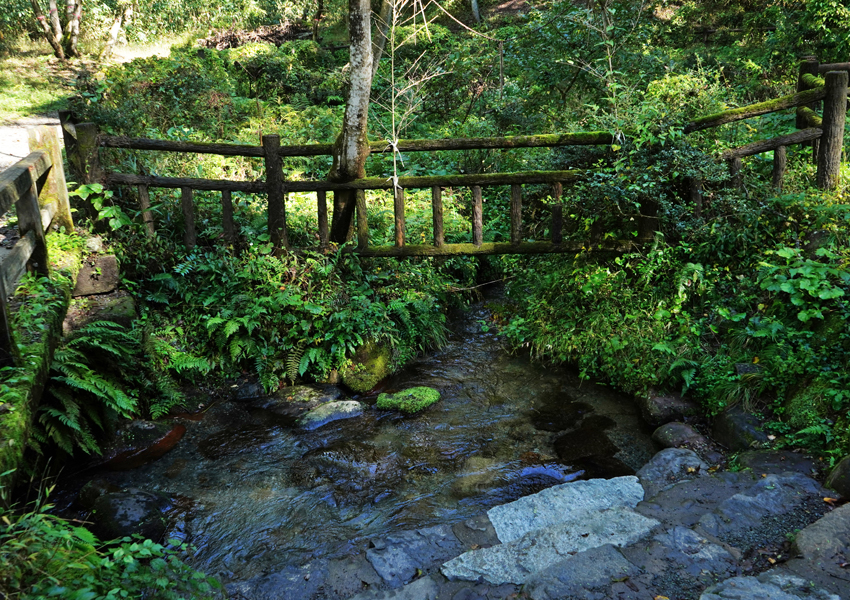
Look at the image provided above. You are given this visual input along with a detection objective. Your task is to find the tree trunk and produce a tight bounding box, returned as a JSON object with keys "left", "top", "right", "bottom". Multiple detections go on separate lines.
{"left": 30, "top": 0, "right": 65, "bottom": 59}
{"left": 312, "top": 0, "right": 324, "bottom": 42}
{"left": 470, "top": 0, "right": 481, "bottom": 23}
{"left": 101, "top": 3, "right": 132, "bottom": 60}
{"left": 371, "top": 0, "right": 392, "bottom": 79}
{"left": 328, "top": 0, "right": 373, "bottom": 243}
{"left": 64, "top": 0, "right": 83, "bottom": 57}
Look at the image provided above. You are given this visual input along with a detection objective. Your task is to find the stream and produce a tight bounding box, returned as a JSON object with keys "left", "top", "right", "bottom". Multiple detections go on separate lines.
{"left": 55, "top": 287, "right": 658, "bottom": 585}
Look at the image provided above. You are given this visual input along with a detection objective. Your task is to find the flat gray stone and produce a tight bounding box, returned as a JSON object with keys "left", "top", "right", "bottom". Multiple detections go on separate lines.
{"left": 225, "top": 561, "right": 328, "bottom": 600}
{"left": 524, "top": 544, "right": 639, "bottom": 600}
{"left": 793, "top": 502, "right": 850, "bottom": 562}
{"left": 349, "top": 575, "right": 439, "bottom": 600}
{"left": 298, "top": 400, "right": 363, "bottom": 430}
{"left": 737, "top": 450, "right": 818, "bottom": 477}
{"left": 637, "top": 448, "right": 709, "bottom": 499}
{"left": 487, "top": 476, "right": 644, "bottom": 543}
{"left": 700, "top": 570, "right": 840, "bottom": 600}
{"left": 366, "top": 525, "right": 462, "bottom": 588}
{"left": 441, "top": 507, "right": 659, "bottom": 585}
{"left": 73, "top": 254, "right": 120, "bottom": 296}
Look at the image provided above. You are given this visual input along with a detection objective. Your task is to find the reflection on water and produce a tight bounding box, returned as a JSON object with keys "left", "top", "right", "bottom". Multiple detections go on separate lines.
{"left": 55, "top": 289, "right": 657, "bottom": 583}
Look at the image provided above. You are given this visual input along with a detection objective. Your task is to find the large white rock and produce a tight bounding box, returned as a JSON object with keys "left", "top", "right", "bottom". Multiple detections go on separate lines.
{"left": 441, "top": 507, "right": 659, "bottom": 585}
{"left": 487, "top": 475, "right": 645, "bottom": 543}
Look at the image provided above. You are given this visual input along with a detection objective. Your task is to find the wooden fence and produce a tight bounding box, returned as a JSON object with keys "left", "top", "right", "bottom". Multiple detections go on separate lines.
{"left": 57, "top": 57, "right": 848, "bottom": 258}
{"left": 0, "top": 127, "right": 74, "bottom": 368}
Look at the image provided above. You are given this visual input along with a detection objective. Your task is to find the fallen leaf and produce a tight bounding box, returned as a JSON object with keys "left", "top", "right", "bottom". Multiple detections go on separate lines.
{"left": 655, "top": 596, "right": 670, "bottom": 600}
{"left": 761, "top": 473, "right": 768, "bottom": 478}
{"left": 767, "top": 557, "right": 776, "bottom": 564}
{"left": 825, "top": 497, "right": 839, "bottom": 505}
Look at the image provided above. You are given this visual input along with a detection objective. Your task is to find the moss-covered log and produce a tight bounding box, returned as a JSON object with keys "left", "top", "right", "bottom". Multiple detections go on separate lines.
{"left": 801, "top": 73, "right": 826, "bottom": 89}
{"left": 107, "top": 173, "right": 265, "bottom": 192}
{"left": 349, "top": 240, "right": 636, "bottom": 257}
{"left": 797, "top": 107, "right": 823, "bottom": 128}
{"left": 685, "top": 87, "right": 827, "bottom": 133}
{"left": 720, "top": 128, "right": 822, "bottom": 159}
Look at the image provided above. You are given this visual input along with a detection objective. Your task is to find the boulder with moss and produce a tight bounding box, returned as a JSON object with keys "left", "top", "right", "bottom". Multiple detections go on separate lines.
{"left": 340, "top": 340, "right": 392, "bottom": 393}
{"left": 377, "top": 387, "right": 440, "bottom": 414}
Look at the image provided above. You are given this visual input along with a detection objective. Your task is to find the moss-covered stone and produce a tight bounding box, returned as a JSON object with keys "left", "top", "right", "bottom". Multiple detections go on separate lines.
{"left": 340, "top": 340, "right": 391, "bottom": 393}
{"left": 784, "top": 379, "right": 830, "bottom": 431}
{"left": 377, "top": 386, "right": 440, "bottom": 414}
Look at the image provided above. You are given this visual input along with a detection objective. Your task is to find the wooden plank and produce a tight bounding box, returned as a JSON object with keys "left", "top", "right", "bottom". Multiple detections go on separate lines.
{"left": 684, "top": 87, "right": 827, "bottom": 133}
{"left": 772, "top": 145, "right": 786, "bottom": 192}
{"left": 349, "top": 239, "right": 636, "bottom": 257}
{"left": 317, "top": 190, "right": 329, "bottom": 248}
{"left": 107, "top": 170, "right": 585, "bottom": 193}
{"left": 816, "top": 71, "right": 848, "bottom": 190}
{"left": 0, "top": 151, "right": 52, "bottom": 216}
{"left": 138, "top": 184, "right": 156, "bottom": 237}
{"left": 394, "top": 187, "right": 405, "bottom": 247}
{"left": 16, "top": 166, "right": 49, "bottom": 276}
{"left": 432, "top": 186, "right": 444, "bottom": 247}
{"left": 720, "top": 128, "right": 822, "bottom": 159}
{"left": 181, "top": 186, "right": 196, "bottom": 250}
{"left": 100, "top": 135, "right": 265, "bottom": 157}
{"left": 356, "top": 189, "right": 369, "bottom": 250}
{"left": 222, "top": 189, "right": 236, "bottom": 246}
{"left": 263, "top": 135, "right": 289, "bottom": 250}
{"left": 0, "top": 230, "right": 36, "bottom": 302}
{"left": 510, "top": 184, "right": 522, "bottom": 244}
{"left": 107, "top": 173, "right": 264, "bottom": 193}
{"left": 472, "top": 186, "right": 483, "bottom": 247}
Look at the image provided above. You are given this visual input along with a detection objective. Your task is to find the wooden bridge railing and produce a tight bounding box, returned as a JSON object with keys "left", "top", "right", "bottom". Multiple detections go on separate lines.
{"left": 0, "top": 127, "right": 74, "bottom": 368}
{"left": 58, "top": 57, "right": 847, "bottom": 257}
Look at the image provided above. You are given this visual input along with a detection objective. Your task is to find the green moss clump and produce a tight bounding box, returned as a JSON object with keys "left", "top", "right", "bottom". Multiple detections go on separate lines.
{"left": 377, "top": 386, "right": 440, "bottom": 414}
{"left": 340, "top": 340, "right": 391, "bottom": 393}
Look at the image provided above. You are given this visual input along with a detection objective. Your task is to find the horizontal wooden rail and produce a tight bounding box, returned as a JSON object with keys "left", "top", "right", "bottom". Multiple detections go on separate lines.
{"left": 348, "top": 240, "right": 636, "bottom": 257}
{"left": 721, "top": 128, "right": 822, "bottom": 159}
{"left": 819, "top": 63, "right": 850, "bottom": 74}
{"left": 797, "top": 106, "right": 823, "bottom": 128}
{"left": 107, "top": 169, "right": 584, "bottom": 192}
{"left": 684, "top": 87, "right": 827, "bottom": 133}
{"left": 0, "top": 152, "right": 52, "bottom": 215}
{"left": 801, "top": 73, "right": 826, "bottom": 89}
{"left": 98, "top": 131, "right": 615, "bottom": 158}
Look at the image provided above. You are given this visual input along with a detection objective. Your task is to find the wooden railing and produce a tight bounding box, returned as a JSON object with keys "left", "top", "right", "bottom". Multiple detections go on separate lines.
{"left": 58, "top": 57, "right": 847, "bottom": 258}
{"left": 0, "top": 127, "right": 74, "bottom": 368}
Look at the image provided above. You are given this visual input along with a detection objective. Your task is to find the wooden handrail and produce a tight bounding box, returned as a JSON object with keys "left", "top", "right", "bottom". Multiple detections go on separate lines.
{"left": 720, "top": 128, "right": 822, "bottom": 159}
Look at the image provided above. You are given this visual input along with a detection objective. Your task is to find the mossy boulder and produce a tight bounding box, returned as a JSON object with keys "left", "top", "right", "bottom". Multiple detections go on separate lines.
{"left": 377, "top": 386, "right": 440, "bottom": 414}
{"left": 340, "top": 340, "right": 392, "bottom": 393}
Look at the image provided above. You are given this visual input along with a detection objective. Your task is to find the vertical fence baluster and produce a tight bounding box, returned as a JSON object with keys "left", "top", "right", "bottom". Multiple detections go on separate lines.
{"left": 138, "top": 184, "right": 156, "bottom": 237}
{"left": 472, "top": 186, "right": 483, "bottom": 247}
{"left": 263, "top": 134, "right": 289, "bottom": 250}
{"left": 510, "top": 184, "right": 522, "bottom": 245}
{"left": 356, "top": 189, "right": 369, "bottom": 250}
{"left": 551, "top": 181, "right": 563, "bottom": 245}
{"left": 772, "top": 146, "right": 787, "bottom": 192}
{"left": 816, "top": 71, "right": 848, "bottom": 190}
{"left": 432, "top": 186, "right": 444, "bottom": 247}
{"left": 221, "top": 189, "right": 236, "bottom": 246}
{"left": 181, "top": 186, "right": 196, "bottom": 250}
{"left": 317, "top": 190, "right": 329, "bottom": 249}
{"left": 394, "top": 187, "right": 405, "bottom": 247}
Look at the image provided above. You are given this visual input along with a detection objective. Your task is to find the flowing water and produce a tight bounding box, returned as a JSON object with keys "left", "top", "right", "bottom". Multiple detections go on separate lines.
{"left": 56, "top": 288, "right": 658, "bottom": 584}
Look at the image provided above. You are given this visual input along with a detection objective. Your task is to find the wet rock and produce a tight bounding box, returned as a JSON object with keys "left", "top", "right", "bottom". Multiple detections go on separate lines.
{"left": 366, "top": 524, "right": 462, "bottom": 588}
{"left": 89, "top": 489, "right": 170, "bottom": 541}
{"left": 738, "top": 450, "right": 819, "bottom": 477}
{"left": 377, "top": 387, "right": 440, "bottom": 414}
{"left": 231, "top": 376, "right": 266, "bottom": 402}
{"left": 341, "top": 340, "right": 392, "bottom": 393}
{"left": 225, "top": 561, "right": 328, "bottom": 600}
{"left": 700, "top": 570, "right": 839, "bottom": 600}
{"left": 487, "top": 475, "right": 645, "bottom": 543}
{"left": 298, "top": 400, "right": 364, "bottom": 430}
{"left": 636, "top": 448, "right": 709, "bottom": 499}
{"left": 250, "top": 383, "right": 345, "bottom": 410}
{"left": 825, "top": 455, "right": 850, "bottom": 498}
{"left": 523, "top": 543, "right": 639, "bottom": 600}
{"left": 572, "top": 455, "right": 636, "bottom": 479}
{"left": 324, "top": 555, "right": 384, "bottom": 599}
{"left": 78, "top": 477, "right": 122, "bottom": 509}
{"left": 73, "top": 254, "right": 120, "bottom": 296}
{"left": 530, "top": 401, "right": 591, "bottom": 432}
{"left": 792, "top": 502, "right": 850, "bottom": 562}
{"left": 553, "top": 415, "right": 618, "bottom": 464}
{"left": 349, "top": 575, "right": 439, "bottom": 600}
{"left": 637, "top": 389, "right": 700, "bottom": 427}
{"left": 712, "top": 406, "right": 769, "bottom": 451}
{"left": 293, "top": 440, "right": 402, "bottom": 493}
{"left": 441, "top": 507, "right": 659, "bottom": 585}
{"left": 99, "top": 420, "right": 186, "bottom": 470}
{"left": 652, "top": 422, "right": 708, "bottom": 449}
{"left": 451, "top": 514, "right": 500, "bottom": 550}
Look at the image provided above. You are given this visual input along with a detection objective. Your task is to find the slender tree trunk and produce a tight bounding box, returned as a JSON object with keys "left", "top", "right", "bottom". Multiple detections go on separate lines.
{"left": 65, "top": 0, "right": 83, "bottom": 57}
{"left": 101, "top": 3, "right": 132, "bottom": 60}
{"left": 371, "top": 0, "right": 392, "bottom": 79}
{"left": 48, "top": 0, "right": 63, "bottom": 40}
{"left": 470, "top": 0, "right": 481, "bottom": 23}
{"left": 312, "top": 0, "right": 324, "bottom": 42}
{"left": 328, "top": 0, "right": 373, "bottom": 243}
{"left": 30, "top": 0, "right": 65, "bottom": 59}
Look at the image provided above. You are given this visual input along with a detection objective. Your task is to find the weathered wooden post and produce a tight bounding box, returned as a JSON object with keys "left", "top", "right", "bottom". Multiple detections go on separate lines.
{"left": 138, "top": 185, "right": 156, "bottom": 237}
{"left": 356, "top": 189, "right": 369, "bottom": 250}
{"left": 28, "top": 126, "right": 73, "bottom": 233}
{"left": 317, "top": 190, "right": 329, "bottom": 249}
{"left": 772, "top": 145, "right": 787, "bottom": 192}
{"left": 263, "top": 134, "right": 289, "bottom": 250}
{"left": 728, "top": 156, "right": 743, "bottom": 190}
{"left": 74, "top": 123, "right": 103, "bottom": 184}
{"left": 551, "top": 182, "right": 563, "bottom": 245}
{"left": 816, "top": 70, "right": 848, "bottom": 190}
{"left": 471, "top": 186, "right": 483, "bottom": 247}
{"left": 637, "top": 198, "right": 660, "bottom": 242}
{"left": 510, "top": 184, "right": 522, "bottom": 245}
{"left": 181, "top": 187, "right": 196, "bottom": 250}
{"left": 796, "top": 57, "right": 820, "bottom": 162}
{"left": 687, "top": 177, "right": 704, "bottom": 218}
{"left": 221, "top": 190, "right": 236, "bottom": 246}
{"left": 393, "top": 187, "right": 405, "bottom": 247}
{"left": 432, "top": 186, "right": 444, "bottom": 247}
